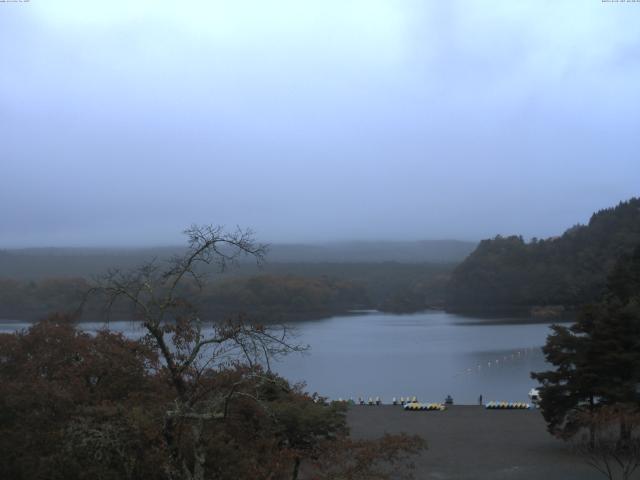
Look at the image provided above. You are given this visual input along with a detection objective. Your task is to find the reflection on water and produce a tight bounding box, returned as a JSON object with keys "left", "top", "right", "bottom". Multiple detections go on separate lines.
{"left": 0, "top": 311, "right": 554, "bottom": 404}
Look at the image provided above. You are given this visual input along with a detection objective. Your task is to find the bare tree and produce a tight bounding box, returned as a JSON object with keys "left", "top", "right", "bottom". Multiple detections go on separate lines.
{"left": 573, "top": 406, "right": 640, "bottom": 480}
{"left": 89, "top": 225, "right": 306, "bottom": 480}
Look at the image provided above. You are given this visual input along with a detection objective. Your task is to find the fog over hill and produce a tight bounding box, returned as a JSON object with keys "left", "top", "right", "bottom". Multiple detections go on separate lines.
{"left": 0, "top": 240, "right": 476, "bottom": 279}
{"left": 267, "top": 240, "right": 476, "bottom": 263}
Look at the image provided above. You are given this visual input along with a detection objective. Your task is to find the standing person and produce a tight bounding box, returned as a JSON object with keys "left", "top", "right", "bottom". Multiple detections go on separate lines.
{"left": 478, "top": 394, "right": 483, "bottom": 405}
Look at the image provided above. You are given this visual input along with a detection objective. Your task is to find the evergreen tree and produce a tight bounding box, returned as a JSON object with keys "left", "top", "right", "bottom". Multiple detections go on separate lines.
{"left": 448, "top": 197, "right": 640, "bottom": 310}
{"left": 531, "top": 245, "right": 640, "bottom": 440}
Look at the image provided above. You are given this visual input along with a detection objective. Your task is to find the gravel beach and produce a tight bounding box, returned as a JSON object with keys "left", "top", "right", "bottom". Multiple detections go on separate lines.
{"left": 347, "top": 405, "right": 610, "bottom": 480}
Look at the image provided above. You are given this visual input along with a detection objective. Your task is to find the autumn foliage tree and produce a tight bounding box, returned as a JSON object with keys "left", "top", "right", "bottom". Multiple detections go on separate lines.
{"left": 88, "top": 225, "right": 308, "bottom": 479}
{"left": 0, "top": 225, "right": 425, "bottom": 480}
{"left": 0, "top": 315, "right": 424, "bottom": 480}
{"left": 0, "top": 315, "right": 166, "bottom": 480}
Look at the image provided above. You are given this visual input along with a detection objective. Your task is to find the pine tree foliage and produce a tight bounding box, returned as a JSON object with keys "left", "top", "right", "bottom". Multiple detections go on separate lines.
{"left": 531, "top": 245, "right": 640, "bottom": 439}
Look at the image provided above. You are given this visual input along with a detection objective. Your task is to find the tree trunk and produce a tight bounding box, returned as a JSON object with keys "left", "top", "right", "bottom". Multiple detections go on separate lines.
{"left": 192, "top": 419, "right": 206, "bottom": 480}
{"left": 619, "top": 417, "right": 631, "bottom": 449}
{"left": 589, "top": 397, "right": 596, "bottom": 449}
{"left": 163, "top": 415, "right": 184, "bottom": 480}
{"left": 291, "top": 457, "right": 301, "bottom": 480}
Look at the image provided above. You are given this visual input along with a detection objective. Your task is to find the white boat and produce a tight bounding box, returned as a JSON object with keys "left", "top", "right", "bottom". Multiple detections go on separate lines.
{"left": 528, "top": 388, "right": 541, "bottom": 404}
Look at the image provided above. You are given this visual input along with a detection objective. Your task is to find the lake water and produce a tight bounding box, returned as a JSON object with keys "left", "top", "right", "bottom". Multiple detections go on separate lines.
{"left": 0, "top": 311, "right": 554, "bottom": 405}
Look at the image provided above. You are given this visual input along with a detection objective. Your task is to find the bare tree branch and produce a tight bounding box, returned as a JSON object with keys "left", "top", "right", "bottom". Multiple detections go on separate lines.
{"left": 87, "top": 224, "right": 302, "bottom": 480}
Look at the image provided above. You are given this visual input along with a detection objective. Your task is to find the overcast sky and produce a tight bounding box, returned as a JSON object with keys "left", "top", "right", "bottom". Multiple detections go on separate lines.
{"left": 1, "top": 1, "right": 639, "bottom": 247}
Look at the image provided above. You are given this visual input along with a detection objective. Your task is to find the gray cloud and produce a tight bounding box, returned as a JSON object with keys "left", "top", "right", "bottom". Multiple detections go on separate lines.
{"left": 1, "top": 1, "right": 639, "bottom": 246}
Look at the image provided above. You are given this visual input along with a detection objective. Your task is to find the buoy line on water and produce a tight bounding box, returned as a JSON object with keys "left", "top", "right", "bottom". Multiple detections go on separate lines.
{"left": 453, "top": 346, "right": 542, "bottom": 378}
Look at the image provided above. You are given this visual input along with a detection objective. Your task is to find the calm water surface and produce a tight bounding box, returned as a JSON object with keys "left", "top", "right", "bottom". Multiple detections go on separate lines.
{"left": 272, "top": 311, "right": 552, "bottom": 404}
{"left": 0, "top": 311, "right": 554, "bottom": 404}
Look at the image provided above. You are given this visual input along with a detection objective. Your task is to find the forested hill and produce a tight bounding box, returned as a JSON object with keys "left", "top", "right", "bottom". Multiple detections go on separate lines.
{"left": 267, "top": 240, "right": 476, "bottom": 263}
{"left": 0, "top": 240, "right": 475, "bottom": 278}
{"left": 446, "top": 198, "right": 640, "bottom": 312}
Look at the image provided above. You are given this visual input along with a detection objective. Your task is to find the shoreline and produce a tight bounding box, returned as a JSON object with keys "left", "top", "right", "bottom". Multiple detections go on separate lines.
{"left": 0, "top": 305, "right": 575, "bottom": 326}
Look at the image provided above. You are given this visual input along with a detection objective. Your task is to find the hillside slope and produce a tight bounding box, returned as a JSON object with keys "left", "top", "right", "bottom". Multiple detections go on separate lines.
{"left": 446, "top": 198, "right": 640, "bottom": 311}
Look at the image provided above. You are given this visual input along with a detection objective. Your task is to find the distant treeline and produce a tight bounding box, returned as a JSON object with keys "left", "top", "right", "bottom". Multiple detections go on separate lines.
{"left": 0, "top": 278, "right": 88, "bottom": 320}
{"left": 0, "top": 262, "right": 455, "bottom": 321}
{"left": 0, "top": 240, "right": 467, "bottom": 320}
{"left": 0, "top": 240, "right": 475, "bottom": 279}
{"left": 446, "top": 198, "right": 640, "bottom": 313}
